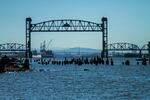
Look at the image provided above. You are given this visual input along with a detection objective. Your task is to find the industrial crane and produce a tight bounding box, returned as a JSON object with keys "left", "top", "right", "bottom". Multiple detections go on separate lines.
{"left": 40, "top": 40, "right": 54, "bottom": 58}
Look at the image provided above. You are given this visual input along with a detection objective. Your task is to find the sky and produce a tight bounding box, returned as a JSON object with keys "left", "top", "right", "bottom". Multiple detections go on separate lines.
{"left": 0, "top": 0, "right": 150, "bottom": 50}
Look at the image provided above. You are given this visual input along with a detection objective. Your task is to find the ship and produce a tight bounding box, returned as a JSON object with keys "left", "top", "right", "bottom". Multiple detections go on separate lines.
{"left": 40, "top": 40, "right": 54, "bottom": 58}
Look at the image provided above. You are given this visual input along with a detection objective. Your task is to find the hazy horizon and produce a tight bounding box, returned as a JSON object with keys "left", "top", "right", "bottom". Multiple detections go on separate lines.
{"left": 0, "top": 0, "right": 150, "bottom": 49}
{"left": 32, "top": 46, "right": 101, "bottom": 51}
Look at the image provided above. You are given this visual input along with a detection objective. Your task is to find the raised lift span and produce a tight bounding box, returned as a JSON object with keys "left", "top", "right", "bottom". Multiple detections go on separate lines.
{"left": 25, "top": 17, "right": 108, "bottom": 59}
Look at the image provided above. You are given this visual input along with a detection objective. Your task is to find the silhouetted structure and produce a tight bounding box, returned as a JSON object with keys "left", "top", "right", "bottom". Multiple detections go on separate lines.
{"left": 45, "top": 56, "right": 116, "bottom": 66}
{"left": 142, "top": 58, "right": 147, "bottom": 65}
{"left": 105, "top": 58, "right": 109, "bottom": 65}
{"left": 108, "top": 42, "right": 149, "bottom": 57}
{"left": 0, "top": 43, "right": 26, "bottom": 58}
{"left": 125, "top": 60, "right": 130, "bottom": 65}
{"left": 110, "top": 58, "right": 114, "bottom": 66}
{"left": 25, "top": 17, "right": 108, "bottom": 60}
{"left": 0, "top": 55, "right": 29, "bottom": 73}
{"left": 24, "top": 59, "right": 30, "bottom": 69}
{"left": 0, "top": 43, "right": 26, "bottom": 51}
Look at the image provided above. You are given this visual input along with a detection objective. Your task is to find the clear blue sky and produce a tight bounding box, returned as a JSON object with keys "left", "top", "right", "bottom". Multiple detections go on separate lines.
{"left": 0, "top": 0, "right": 150, "bottom": 49}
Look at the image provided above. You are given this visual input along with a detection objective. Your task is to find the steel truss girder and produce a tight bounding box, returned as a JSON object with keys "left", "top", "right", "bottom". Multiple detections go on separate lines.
{"left": 31, "top": 20, "right": 102, "bottom": 32}
{"left": 0, "top": 43, "right": 25, "bottom": 51}
{"left": 107, "top": 43, "right": 140, "bottom": 51}
{"left": 141, "top": 44, "right": 149, "bottom": 50}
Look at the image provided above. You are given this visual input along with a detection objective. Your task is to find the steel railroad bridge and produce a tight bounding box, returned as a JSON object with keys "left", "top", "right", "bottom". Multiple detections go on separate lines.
{"left": 0, "top": 43, "right": 26, "bottom": 52}
{"left": 25, "top": 17, "right": 108, "bottom": 59}
{"left": 0, "top": 43, "right": 26, "bottom": 57}
{"left": 107, "top": 43, "right": 149, "bottom": 57}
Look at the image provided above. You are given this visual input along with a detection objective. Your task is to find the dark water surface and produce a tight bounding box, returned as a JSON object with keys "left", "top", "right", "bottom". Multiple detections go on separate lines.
{"left": 0, "top": 60, "right": 150, "bottom": 100}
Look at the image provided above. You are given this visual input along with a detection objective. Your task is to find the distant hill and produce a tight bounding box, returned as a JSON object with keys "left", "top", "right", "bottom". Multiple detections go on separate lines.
{"left": 52, "top": 47, "right": 101, "bottom": 58}
{"left": 52, "top": 47, "right": 100, "bottom": 53}
{"left": 65, "top": 47, "right": 100, "bottom": 53}
{"left": 33, "top": 47, "right": 101, "bottom": 58}
{"left": 33, "top": 47, "right": 100, "bottom": 53}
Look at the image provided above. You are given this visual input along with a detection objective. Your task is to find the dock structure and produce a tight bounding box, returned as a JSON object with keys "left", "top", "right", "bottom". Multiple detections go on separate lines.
{"left": 0, "top": 55, "right": 29, "bottom": 73}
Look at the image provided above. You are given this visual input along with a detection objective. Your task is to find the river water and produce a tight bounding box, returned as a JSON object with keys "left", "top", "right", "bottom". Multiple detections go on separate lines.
{"left": 0, "top": 58, "right": 150, "bottom": 100}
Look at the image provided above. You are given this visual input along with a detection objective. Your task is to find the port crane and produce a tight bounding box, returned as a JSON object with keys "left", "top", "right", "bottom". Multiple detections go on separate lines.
{"left": 40, "top": 40, "right": 54, "bottom": 58}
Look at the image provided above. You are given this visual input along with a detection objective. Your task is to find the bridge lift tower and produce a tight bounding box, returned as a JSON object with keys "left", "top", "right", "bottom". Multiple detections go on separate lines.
{"left": 25, "top": 17, "right": 108, "bottom": 59}
{"left": 101, "top": 17, "right": 108, "bottom": 58}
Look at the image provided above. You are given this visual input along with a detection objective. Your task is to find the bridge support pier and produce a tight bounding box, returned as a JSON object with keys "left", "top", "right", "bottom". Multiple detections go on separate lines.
{"left": 24, "top": 59, "right": 30, "bottom": 69}
{"left": 101, "top": 17, "right": 108, "bottom": 58}
{"left": 139, "top": 49, "right": 142, "bottom": 58}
